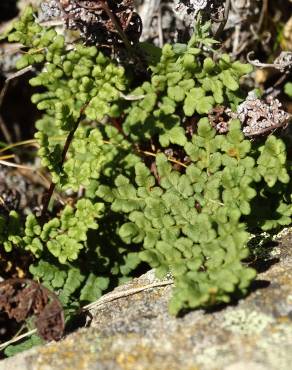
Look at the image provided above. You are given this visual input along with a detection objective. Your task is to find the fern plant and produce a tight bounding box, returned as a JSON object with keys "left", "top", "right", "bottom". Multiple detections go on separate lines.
{"left": 98, "top": 119, "right": 291, "bottom": 313}
{"left": 0, "top": 5, "right": 291, "bottom": 354}
{"left": 123, "top": 29, "right": 252, "bottom": 145}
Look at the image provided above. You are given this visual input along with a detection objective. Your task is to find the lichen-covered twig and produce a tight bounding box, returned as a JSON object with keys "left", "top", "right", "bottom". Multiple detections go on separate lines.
{"left": 247, "top": 51, "right": 292, "bottom": 72}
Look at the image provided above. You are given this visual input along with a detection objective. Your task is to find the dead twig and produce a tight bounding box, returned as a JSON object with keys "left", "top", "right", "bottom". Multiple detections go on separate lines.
{"left": 119, "top": 92, "right": 145, "bottom": 100}
{"left": 0, "top": 329, "right": 37, "bottom": 351}
{"left": 247, "top": 51, "right": 292, "bottom": 72}
{"left": 139, "top": 149, "right": 188, "bottom": 168}
{"left": 0, "top": 159, "right": 36, "bottom": 170}
{"left": 214, "top": 0, "right": 231, "bottom": 39}
{"left": 82, "top": 279, "right": 173, "bottom": 312}
{"left": 257, "top": 0, "right": 268, "bottom": 33}
{"left": 157, "top": 4, "right": 164, "bottom": 48}
{"left": 0, "top": 115, "right": 13, "bottom": 144}
{"left": 0, "top": 66, "right": 33, "bottom": 144}
{"left": 0, "top": 66, "right": 33, "bottom": 110}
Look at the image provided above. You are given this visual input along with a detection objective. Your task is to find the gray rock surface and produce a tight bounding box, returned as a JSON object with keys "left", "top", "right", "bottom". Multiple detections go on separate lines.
{"left": 1, "top": 229, "right": 292, "bottom": 370}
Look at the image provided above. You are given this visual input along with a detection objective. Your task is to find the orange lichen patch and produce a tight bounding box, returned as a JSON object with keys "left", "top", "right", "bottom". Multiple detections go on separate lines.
{"left": 276, "top": 316, "right": 291, "bottom": 324}
{"left": 35, "top": 329, "right": 100, "bottom": 370}
{"left": 114, "top": 343, "right": 189, "bottom": 370}
{"left": 116, "top": 352, "right": 138, "bottom": 369}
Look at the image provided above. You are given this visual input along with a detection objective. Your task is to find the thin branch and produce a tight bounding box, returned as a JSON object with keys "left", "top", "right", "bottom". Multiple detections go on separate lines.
{"left": 0, "top": 66, "right": 33, "bottom": 145}
{"left": 0, "top": 138, "right": 38, "bottom": 153}
{"left": 0, "top": 159, "right": 36, "bottom": 170}
{"left": 39, "top": 19, "right": 64, "bottom": 27}
{"left": 0, "top": 329, "right": 37, "bottom": 351}
{"left": 119, "top": 92, "right": 145, "bottom": 101}
{"left": 102, "top": 140, "right": 188, "bottom": 168}
{"left": 0, "top": 154, "right": 15, "bottom": 160}
{"left": 0, "top": 66, "right": 33, "bottom": 110}
{"left": 0, "top": 115, "right": 13, "bottom": 144}
{"left": 77, "top": 0, "right": 132, "bottom": 50}
{"left": 257, "top": 0, "right": 268, "bottom": 33}
{"left": 157, "top": 4, "right": 164, "bottom": 48}
{"left": 82, "top": 279, "right": 173, "bottom": 312}
{"left": 247, "top": 51, "right": 292, "bottom": 72}
{"left": 244, "top": 119, "right": 291, "bottom": 137}
{"left": 101, "top": 1, "right": 132, "bottom": 50}
{"left": 139, "top": 149, "right": 188, "bottom": 168}
{"left": 214, "top": 0, "right": 231, "bottom": 39}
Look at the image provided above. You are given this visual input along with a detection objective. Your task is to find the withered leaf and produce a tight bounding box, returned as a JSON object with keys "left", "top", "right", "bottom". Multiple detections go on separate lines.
{"left": 0, "top": 278, "right": 64, "bottom": 341}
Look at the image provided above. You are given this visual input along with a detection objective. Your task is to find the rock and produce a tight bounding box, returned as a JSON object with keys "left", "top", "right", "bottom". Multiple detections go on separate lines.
{"left": 1, "top": 229, "right": 292, "bottom": 370}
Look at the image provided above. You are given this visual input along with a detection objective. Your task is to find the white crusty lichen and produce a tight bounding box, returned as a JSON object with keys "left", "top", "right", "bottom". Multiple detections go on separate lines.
{"left": 255, "top": 323, "right": 292, "bottom": 370}
{"left": 222, "top": 309, "right": 274, "bottom": 335}
{"left": 273, "top": 227, "right": 291, "bottom": 240}
{"left": 195, "top": 344, "right": 232, "bottom": 368}
{"left": 189, "top": 0, "right": 208, "bottom": 10}
{"left": 173, "top": 0, "right": 209, "bottom": 22}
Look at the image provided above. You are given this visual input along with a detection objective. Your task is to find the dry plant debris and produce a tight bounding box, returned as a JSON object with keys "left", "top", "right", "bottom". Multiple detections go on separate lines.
{"left": 40, "top": 0, "right": 142, "bottom": 46}
{"left": 0, "top": 278, "right": 64, "bottom": 341}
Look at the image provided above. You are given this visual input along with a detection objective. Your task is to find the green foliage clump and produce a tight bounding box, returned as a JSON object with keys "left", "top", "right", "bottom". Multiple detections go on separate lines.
{"left": 0, "top": 6, "right": 291, "bottom": 354}
{"left": 9, "top": 7, "right": 129, "bottom": 190}
{"left": 98, "top": 119, "right": 291, "bottom": 314}
{"left": 123, "top": 23, "right": 252, "bottom": 145}
{"left": 23, "top": 199, "right": 104, "bottom": 263}
{"left": 0, "top": 211, "right": 23, "bottom": 252}
{"left": 30, "top": 37, "right": 128, "bottom": 188}
{"left": 0, "top": 200, "right": 111, "bottom": 309}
